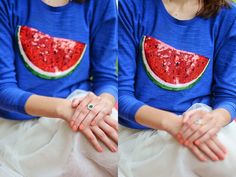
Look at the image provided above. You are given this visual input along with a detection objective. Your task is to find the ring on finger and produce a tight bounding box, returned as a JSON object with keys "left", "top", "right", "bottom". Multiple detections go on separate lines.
{"left": 87, "top": 103, "right": 95, "bottom": 111}
{"left": 194, "top": 118, "right": 204, "bottom": 126}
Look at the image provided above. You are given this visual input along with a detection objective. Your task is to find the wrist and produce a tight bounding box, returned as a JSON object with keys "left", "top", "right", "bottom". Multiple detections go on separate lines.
{"left": 162, "top": 114, "right": 182, "bottom": 134}
{"left": 212, "top": 109, "right": 231, "bottom": 127}
{"left": 100, "top": 93, "right": 115, "bottom": 107}
{"left": 56, "top": 99, "right": 73, "bottom": 120}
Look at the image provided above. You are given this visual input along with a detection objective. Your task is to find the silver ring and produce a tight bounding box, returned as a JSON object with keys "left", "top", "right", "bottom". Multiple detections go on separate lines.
{"left": 194, "top": 119, "right": 204, "bottom": 126}
{"left": 87, "top": 103, "right": 94, "bottom": 111}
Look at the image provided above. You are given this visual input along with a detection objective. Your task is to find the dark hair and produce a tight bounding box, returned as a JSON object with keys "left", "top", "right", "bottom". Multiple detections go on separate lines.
{"left": 197, "top": 0, "right": 232, "bottom": 18}
{"left": 75, "top": 0, "right": 85, "bottom": 3}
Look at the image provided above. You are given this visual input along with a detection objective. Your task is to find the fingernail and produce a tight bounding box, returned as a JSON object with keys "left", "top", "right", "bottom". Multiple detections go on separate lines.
{"left": 98, "top": 147, "right": 103, "bottom": 153}
{"left": 219, "top": 156, "right": 224, "bottom": 161}
{"left": 202, "top": 158, "right": 207, "bottom": 162}
{"left": 73, "top": 125, "right": 77, "bottom": 131}
{"left": 184, "top": 141, "right": 189, "bottom": 146}
{"left": 220, "top": 153, "right": 226, "bottom": 160}
{"left": 177, "top": 137, "right": 182, "bottom": 142}
{"left": 111, "top": 146, "right": 117, "bottom": 152}
{"left": 79, "top": 124, "right": 84, "bottom": 130}
{"left": 195, "top": 140, "right": 200, "bottom": 145}
{"left": 176, "top": 133, "right": 181, "bottom": 139}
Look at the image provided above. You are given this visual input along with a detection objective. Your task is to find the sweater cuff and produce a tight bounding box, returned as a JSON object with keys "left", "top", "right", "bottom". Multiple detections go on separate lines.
{"left": 94, "top": 85, "right": 118, "bottom": 101}
{"left": 18, "top": 92, "right": 33, "bottom": 115}
{"left": 128, "top": 101, "right": 145, "bottom": 121}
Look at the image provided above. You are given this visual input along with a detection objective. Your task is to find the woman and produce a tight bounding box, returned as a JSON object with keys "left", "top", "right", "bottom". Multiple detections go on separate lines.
{"left": 118, "top": 0, "right": 236, "bottom": 176}
{"left": 0, "top": 0, "right": 118, "bottom": 176}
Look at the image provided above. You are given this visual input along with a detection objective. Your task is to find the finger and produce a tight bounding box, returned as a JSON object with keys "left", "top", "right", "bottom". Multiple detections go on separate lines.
{"left": 90, "top": 101, "right": 113, "bottom": 126}
{"left": 80, "top": 98, "right": 102, "bottom": 128}
{"left": 211, "top": 136, "right": 227, "bottom": 154}
{"left": 99, "top": 120, "right": 118, "bottom": 144}
{"left": 188, "top": 143, "right": 208, "bottom": 162}
{"left": 91, "top": 126, "right": 117, "bottom": 152}
{"left": 71, "top": 93, "right": 97, "bottom": 130}
{"left": 181, "top": 114, "right": 201, "bottom": 140}
{"left": 180, "top": 111, "right": 204, "bottom": 136}
{"left": 72, "top": 98, "right": 81, "bottom": 108}
{"left": 195, "top": 127, "right": 220, "bottom": 145}
{"left": 104, "top": 116, "right": 118, "bottom": 131}
{"left": 82, "top": 128, "right": 103, "bottom": 152}
{"left": 90, "top": 106, "right": 107, "bottom": 126}
{"left": 205, "top": 138, "right": 226, "bottom": 160}
{"left": 72, "top": 107, "right": 90, "bottom": 131}
{"left": 182, "top": 112, "right": 208, "bottom": 141}
{"left": 198, "top": 142, "right": 219, "bottom": 161}
{"left": 71, "top": 94, "right": 93, "bottom": 124}
{"left": 182, "top": 123, "right": 199, "bottom": 145}
{"left": 182, "top": 110, "right": 200, "bottom": 123}
{"left": 187, "top": 115, "right": 215, "bottom": 143}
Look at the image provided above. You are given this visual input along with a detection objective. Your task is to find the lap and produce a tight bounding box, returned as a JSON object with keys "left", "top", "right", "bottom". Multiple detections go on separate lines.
{"left": 0, "top": 90, "right": 118, "bottom": 177}
{"left": 119, "top": 122, "right": 236, "bottom": 177}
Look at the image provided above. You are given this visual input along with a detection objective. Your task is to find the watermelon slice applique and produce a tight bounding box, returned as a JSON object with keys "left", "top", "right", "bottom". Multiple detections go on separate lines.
{"left": 17, "top": 26, "right": 86, "bottom": 79}
{"left": 141, "top": 36, "right": 209, "bottom": 91}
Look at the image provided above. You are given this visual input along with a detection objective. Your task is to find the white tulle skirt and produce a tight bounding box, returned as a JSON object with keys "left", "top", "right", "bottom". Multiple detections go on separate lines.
{"left": 0, "top": 90, "right": 118, "bottom": 177}
{"left": 119, "top": 104, "right": 236, "bottom": 177}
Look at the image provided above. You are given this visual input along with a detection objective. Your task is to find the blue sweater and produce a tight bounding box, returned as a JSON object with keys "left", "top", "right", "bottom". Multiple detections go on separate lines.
{"left": 119, "top": 0, "right": 236, "bottom": 129}
{"left": 0, "top": 0, "right": 117, "bottom": 120}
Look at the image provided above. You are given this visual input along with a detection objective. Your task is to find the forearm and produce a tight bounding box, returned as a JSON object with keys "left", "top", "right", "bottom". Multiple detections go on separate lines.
{"left": 25, "top": 95, "right": 73, "bottom": 120}
{"left": 135, "top": 105, "right": 179, "bottom": 131}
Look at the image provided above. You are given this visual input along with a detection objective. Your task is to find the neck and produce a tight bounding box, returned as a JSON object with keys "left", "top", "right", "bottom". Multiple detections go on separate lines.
{"left": 163, "top": 0, "right": 202, "bottom": 20}
{"left": 168, "top": 0, "right": 200, "bottom": 7}
{"left": 42, "top": 0, "right": 70, "bottom": 7}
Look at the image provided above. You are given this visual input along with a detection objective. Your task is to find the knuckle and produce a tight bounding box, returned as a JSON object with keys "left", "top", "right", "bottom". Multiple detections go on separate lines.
{"left": 90, "top": 109, "right": 98, "bottom": 115}
{"left": 100, "top": 110, "right": 106, "bottom": 117}
{"left": 89, "top": 92, "right": 95, "bottom": 98}
{"left": 190, "top": 125, "right": 196, "bottom": 131}
{"left": 198, "top": 129, "right": 204, "bottom": 135}
{"left": 198, "top": 144, "right": 204, "bottom": 149}
{"left": 208, "top": 131, "right": 215, "bottom": 137}
{"left": 97, "top": 132, "right": 106, "bottom": 139}
{"left": 96, "top": 96, "right": 102, "bottom": 101}
{"left": 185, "top": 122, "right": 190, "bottom": 127}
{"left": 81, "top": 109, "right": 88, "bottom": 115}
{"left": 80, "top": 103, "right": 87, "bottom": 108}
{"left": 189, "top": 144, "right": 194, "bottom": 150}
{"left": 107, "top": 129, "right": 115, "bottom": 135}
{"left": 88, "top": 135, "right": 95, "bottom": 142}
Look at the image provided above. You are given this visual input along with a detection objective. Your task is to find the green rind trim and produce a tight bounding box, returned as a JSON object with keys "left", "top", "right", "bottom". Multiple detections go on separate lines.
{"left": 17, "top": 26, "right": 86, "bottom": 80}
{"left": 141, "top": 36, "right": 209, "bottom": 91}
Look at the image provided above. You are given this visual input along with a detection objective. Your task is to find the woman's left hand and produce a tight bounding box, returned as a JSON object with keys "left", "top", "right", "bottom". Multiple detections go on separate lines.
{"left": 80, "top": 116, "right": 118, "bottom": 153}
{"left": 178, "top": 109, "right": 230, "bottom": 146}
{"left": 70, "top": 92, "right": 114, "bottom": 132}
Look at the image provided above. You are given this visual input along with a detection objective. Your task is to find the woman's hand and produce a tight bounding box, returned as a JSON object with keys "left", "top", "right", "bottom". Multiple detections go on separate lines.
{"left": 187, "top": 136, "right": 227, "bottom": 162}
{"left": 80, "top": 116, "right": 118, "bottom": 152}
{"left": 162, "top": 113, "right": 227, "bottom": 162}
{"left": 178, "top": 109, "right": 230, "bottom": 146}
{"left": 70, "top": 92, "right": 114, "bottom": 132}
